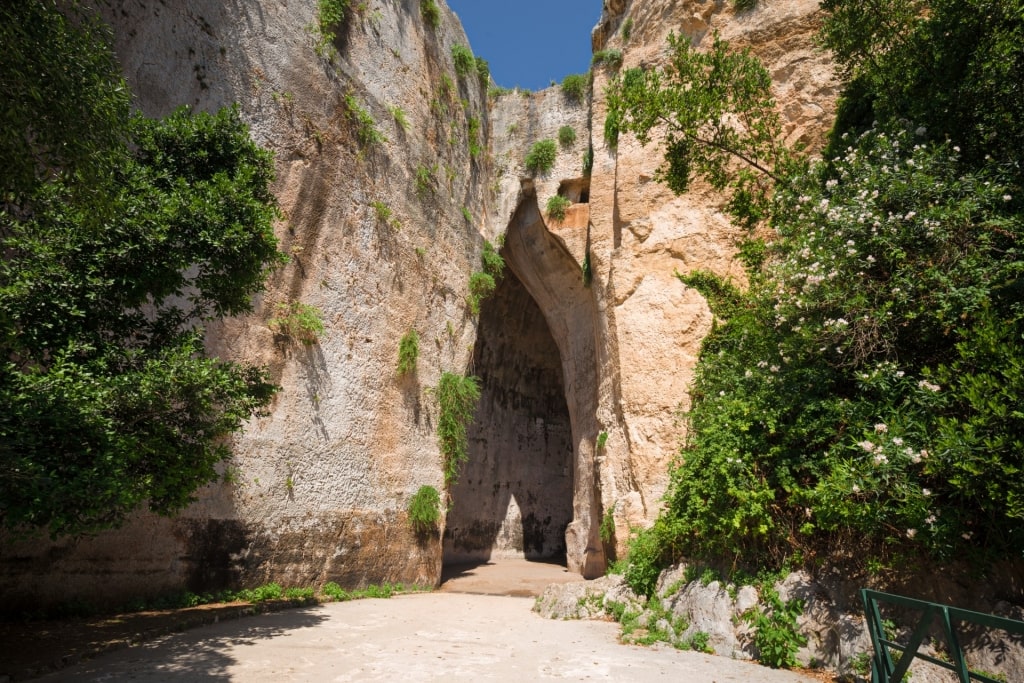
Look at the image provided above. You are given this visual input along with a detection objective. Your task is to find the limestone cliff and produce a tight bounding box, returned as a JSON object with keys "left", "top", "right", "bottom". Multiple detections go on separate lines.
{"left": 0, "top": 0, "right": 837, "bottom": 608}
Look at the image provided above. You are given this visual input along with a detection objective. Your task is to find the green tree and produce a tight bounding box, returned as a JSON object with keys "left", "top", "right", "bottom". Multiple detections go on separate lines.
{"left": 0, "top": 1, "right": 286, "bottom": 538}
{"left": 605, "top": 32, "right": 802, "bottom": 227}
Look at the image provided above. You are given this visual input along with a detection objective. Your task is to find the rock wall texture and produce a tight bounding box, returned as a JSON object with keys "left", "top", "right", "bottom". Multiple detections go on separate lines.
{"left": 1, "top": 0, "right": 840, "bottom": 608}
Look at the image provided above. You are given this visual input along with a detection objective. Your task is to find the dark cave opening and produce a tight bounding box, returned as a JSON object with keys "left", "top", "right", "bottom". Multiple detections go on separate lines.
{"left": 442, "top": 266, "right": 574, "bottom": 565}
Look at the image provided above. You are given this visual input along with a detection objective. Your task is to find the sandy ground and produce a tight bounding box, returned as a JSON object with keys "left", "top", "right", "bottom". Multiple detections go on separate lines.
{"left": 26, "top": 560, "right": 820, "bottom": 683}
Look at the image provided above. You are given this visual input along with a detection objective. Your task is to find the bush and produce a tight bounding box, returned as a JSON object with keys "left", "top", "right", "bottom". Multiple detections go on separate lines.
{"left": 558, "top": 125, "right": 576, "bottom": 147}
{"left": 745, "top": 585, "right": 806, "bottom": 669}
{"left": 525, "top": 139, "right": 557, "bottom": 175}
{"left": 436, "top": 372, "right": 481, "bottom": 487}
{"left": 561, "top": 72, "right": 589, "bottom": 102}
{"left": 397, "top": 329, "right": 418, "bottom": 375}
{"left": 451, "top": 44, "right": 474, "bottom": 78}
{"left": 546, "top": 195, "right": 571, "bottom": 221}
{"left": 408, "top": 485, "right": 441, "bottom": 532}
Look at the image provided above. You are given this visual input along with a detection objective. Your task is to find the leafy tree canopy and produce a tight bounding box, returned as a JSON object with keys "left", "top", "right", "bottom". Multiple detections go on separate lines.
{"left": 0, "top": 1, "right": 286, "bottom": 537}
{"left": 609, "top": 0, "right": 1024, "bottom": 584}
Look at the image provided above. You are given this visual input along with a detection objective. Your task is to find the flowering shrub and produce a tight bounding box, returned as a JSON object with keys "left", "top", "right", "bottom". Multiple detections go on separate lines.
{"left": 664, "top": 127, "right": 1024, "bottom": 566}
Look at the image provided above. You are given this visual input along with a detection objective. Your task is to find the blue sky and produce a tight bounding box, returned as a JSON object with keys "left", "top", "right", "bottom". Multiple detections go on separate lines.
{"left": 445, "top": 1, "right": 602, "bottom": 91}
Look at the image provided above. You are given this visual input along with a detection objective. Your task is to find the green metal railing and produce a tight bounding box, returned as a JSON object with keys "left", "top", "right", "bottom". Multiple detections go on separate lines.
{"left": 861, "top": 588, "right": 1024, "bottom": 683}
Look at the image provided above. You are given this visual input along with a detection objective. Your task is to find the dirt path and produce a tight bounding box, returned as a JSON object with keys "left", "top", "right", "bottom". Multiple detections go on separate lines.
{"left": 28, "top": 591, "right": 819, "bottom": 682}
{"left": 11, "top": 561, "right": 821, "bottom": 682}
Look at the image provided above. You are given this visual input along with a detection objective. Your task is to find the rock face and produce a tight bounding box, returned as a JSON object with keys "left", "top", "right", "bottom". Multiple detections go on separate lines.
{"left": 0, "top": 0, "right": 839, "bottom": 607}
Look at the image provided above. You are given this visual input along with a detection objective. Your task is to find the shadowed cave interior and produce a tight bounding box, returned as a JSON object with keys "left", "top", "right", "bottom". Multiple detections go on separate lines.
{"left": 442, "top": 265, "right": 573, "bottom": 566}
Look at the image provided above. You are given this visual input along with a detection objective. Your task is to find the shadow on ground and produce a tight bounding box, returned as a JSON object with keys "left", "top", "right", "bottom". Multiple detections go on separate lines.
{"left": 0, "top": 601, "right": 327, "bottom": 682}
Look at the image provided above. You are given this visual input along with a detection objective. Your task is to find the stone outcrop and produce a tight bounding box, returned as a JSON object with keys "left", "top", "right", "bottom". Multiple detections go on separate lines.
{"left": 1, "top": 0, "right": 839, "bottom": 607}
{"left": 537, "top": 564, "right": 1024, "bottom": 681}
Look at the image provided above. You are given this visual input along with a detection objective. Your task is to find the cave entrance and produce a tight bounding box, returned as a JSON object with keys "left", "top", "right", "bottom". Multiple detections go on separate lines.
{"left": 442, "top": 267, "right": 574, "bottom": 566}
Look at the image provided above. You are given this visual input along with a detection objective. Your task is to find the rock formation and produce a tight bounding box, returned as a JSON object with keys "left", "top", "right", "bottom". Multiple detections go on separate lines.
{"left": 0, "top": 0, "right": 838, "bottom": 608}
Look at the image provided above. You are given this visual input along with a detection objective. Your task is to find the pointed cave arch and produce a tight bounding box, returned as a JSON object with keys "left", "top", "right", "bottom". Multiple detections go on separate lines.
{"left": 442, "top": 191, "right": 605, "bottom": 578}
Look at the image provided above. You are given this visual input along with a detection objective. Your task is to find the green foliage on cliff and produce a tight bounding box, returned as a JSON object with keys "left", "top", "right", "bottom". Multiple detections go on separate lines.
{"left": 525, "top": 139, "right": 558, "bottom": 176}
{"left": 408, "top": 485, "right": 441, "bottom": 532}
{"left": 269, "top": 303, "right": 326, "bottom": 345}
{"left": 451, "top": 44, "right": 474, "bottom": 79}
{"left": 0, "top": 2, "right": 285, "bottom": 538}
{"left": 612, "top": 0, "right": 1024, "bottom": 580}
{"left": 437, "top": 372, "right": 481, "bottom": 488}
{"left": 313, "top": 0, "right": 350, "bottom": 58}
{"left": 546, "top": 195, "right": 571, "bottom": 221}
{"left": 561, "top": 72, "right": 590, "bottom": 103}
{"left": 397, "top": 329, "right": 419, "bottom": 375}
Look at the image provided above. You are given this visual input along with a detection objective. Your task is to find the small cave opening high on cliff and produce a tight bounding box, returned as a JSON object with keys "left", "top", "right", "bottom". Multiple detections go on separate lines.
{"left": 442, "top": 267, "right": 573, "bottom": 565}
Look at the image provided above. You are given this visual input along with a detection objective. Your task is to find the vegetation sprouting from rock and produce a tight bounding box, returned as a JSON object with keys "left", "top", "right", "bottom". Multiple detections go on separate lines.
{"left": 451, "top": 44, "right": 474, "bottom": 78}
{"left": 546, "top": 195, "right": 571, "bottom": 221}
{"left": 608, "top": 0, "right": 1024, "bottom": 584}
{"left": 558, "top": 125, "right": 577, "bottom": 147}
{"left": 561, "top": 72, "right": 589, "bottom": 103}
{"left": 269, "top": 303, "right": 326, "bottom": 345}
{"left": 420, "top": 0, "right": 440, "bottom": 29}
{"left": 397, "top": 329, "right": 419, "bottom": 375}
{"left": 436, "top": 372, "right": 481, "bottom": 488}
{"left": 407, "top": 485, "right": 441, "bottom": 533}
{"left": 525, "top": 139, "right": 558, "bottom": 176}
{"left": 312, "top": 0, "right": 350, "bottom": 58}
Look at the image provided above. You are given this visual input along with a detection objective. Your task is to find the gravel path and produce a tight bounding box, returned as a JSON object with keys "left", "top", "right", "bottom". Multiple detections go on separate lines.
{"left": 35, "top": 590, "right": 820, "bottom": 682}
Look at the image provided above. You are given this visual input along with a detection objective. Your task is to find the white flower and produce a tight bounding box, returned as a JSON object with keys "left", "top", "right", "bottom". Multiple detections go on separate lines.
{"left": 925, "top": 514, "right": 937, "bottom": 525}
{"left": 1003, "top": 194, "right": 1012, "bottom": 202}
{"left": 915, "top": 126, "right": 927, "bottom": 137}
{"left": 962, "top": 532, "right": 973, "bottom": 540}
{"left": 875, "top": 423, "right": 888, "bottom": 433}
{"left": 852, "top": 484, "right": 861, "bottom": 493}
{"left": 893, "top": 437, "right": 904, "bottom": 446}
{"left": 859, "top": 440, "right": 876, "bottom": 453}
{"left": 920, "top": 449, "right": 929, "bottom": 459}
{"left": 873, "top": 453, "right": 888, "bottom": 466}
{"left": 907, "top": 528, "right": 917, "bottom": 539}
{"left": 918, "top": 380, "right": 941, "bottom": 392}
{"left": 770, "top": 365, "right": 780, "bottom": 373}
{"left": 922, "top": 488, "right": 932, "bottom": 497}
